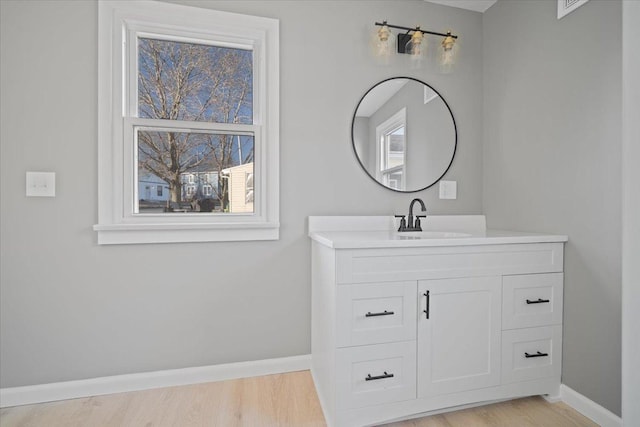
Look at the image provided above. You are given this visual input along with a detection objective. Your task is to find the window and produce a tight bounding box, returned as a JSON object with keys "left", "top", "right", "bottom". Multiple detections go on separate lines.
{"left": 96, "top": 1, "right": 279, "bottom": 244}
{"left": 376, "top": 108, "right": 406, "bottom": 191}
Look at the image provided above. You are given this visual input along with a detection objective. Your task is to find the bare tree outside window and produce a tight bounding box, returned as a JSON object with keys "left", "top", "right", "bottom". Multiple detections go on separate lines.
{"left": 136, "top": 37, "right": 255, "bottom": 213}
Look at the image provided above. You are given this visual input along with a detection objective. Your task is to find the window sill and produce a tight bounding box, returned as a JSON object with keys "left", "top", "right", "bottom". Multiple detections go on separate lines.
{"left": 93, "top": 222, "right": 279, "bottom": 245}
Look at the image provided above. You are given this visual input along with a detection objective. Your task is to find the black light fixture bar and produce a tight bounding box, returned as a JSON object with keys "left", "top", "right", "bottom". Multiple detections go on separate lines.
{"left": 375, "top": 21, "right": 458, "bottom": 39}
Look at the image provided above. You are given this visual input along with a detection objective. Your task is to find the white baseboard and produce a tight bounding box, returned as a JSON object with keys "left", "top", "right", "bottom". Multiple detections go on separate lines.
{"left": 0, "top": 354, "right": 311, "bottom": 409}
{"left": 0, "top": 363, "right": 624, "bottom": 427}
{"left": 560, "top": 384, "right": 622, "bottom": 427}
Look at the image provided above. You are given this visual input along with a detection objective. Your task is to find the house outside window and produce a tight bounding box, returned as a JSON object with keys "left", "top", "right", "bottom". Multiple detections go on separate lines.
{"left": 221, "top": 162, "right": 254, "bottom": 213}
{"left": 95, "top": 1, "right": 279, "bottom": 244}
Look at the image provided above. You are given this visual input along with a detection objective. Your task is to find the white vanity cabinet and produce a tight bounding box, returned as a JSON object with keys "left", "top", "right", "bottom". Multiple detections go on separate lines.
{"left": 309, "top": 216, "right": 567, "bottom": 427}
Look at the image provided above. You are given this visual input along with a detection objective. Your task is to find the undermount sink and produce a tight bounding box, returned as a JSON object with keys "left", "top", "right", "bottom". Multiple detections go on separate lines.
{"left": 395, "top": 231, "right": 473, "bottom": 239}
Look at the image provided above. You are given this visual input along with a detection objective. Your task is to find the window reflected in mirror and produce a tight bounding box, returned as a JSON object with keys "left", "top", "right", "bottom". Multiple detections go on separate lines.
{"left": 377, "top": 109, "right": 406, "bottom": 190}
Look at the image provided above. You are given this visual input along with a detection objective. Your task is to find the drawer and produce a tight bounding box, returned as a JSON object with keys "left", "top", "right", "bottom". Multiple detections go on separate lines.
{"left": 336, "top": 281, "right": 416, "bottom": 347}
{"left": 336, "top": 341, "right": 416, "bottom": 409}
{"left": 501, "top": 326, "right": 562, "bottom": 384}
{"left": 502, "top": 273, "right": 563, "bottom": 330}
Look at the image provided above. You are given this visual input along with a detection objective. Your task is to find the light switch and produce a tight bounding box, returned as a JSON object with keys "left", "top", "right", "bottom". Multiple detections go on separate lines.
{"left": 439, "top": 180, "right": 457, "bottom": 200}
{"left": 26, "top": 172, "right": 56, "bottom": 197}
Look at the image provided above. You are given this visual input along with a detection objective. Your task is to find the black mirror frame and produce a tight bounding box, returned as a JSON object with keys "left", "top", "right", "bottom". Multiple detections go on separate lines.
{"left": 351, "top": 76, "right": 458, "bottom": 193}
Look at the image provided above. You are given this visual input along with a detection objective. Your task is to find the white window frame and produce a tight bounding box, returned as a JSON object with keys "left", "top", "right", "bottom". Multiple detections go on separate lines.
{"left": 95, "top": 1, "right": 279, "bottom": 244}
{"left": 375, "top": 108, "right": 407, "bottom": 191}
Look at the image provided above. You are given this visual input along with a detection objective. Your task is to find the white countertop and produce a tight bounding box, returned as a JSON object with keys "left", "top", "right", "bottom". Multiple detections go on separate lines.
{"left": 307, "top": 215, "right": 568, "bottom": 249}
{"left": 309, "top": 229, "right": 568, "bottom": 249}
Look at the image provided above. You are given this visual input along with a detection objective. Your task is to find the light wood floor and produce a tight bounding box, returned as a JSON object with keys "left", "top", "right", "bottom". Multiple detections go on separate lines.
{"left": 0, "top": 370, "right": 597, "bottom": 427}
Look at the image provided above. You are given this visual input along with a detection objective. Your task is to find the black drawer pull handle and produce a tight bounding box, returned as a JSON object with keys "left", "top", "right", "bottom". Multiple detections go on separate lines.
{"left": 525, "top": 351, "right": 549, "bottom": 358}
{"left": 365, "top": 310, "right": 395, "bottom": 317}
{"left": 526, "top": 298, "right": 550, "bottom": 304}
{"left": 423, "top": 291, "right": 430, "bottom": 319}
{"left": 365, "top": 371, "right": 394, "bottom": 381}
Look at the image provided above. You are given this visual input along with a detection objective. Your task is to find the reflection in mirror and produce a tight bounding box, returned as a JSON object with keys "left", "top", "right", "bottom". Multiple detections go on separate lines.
{"left": 352, "top": 78, "right": 457, "bottom": 192}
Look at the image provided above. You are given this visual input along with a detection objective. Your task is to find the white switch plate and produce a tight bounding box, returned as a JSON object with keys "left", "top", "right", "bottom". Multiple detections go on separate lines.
{"left": 26, "top": 172, "right": 56, "bottom": 197}
{"left": 439, "top": 180, "right": 457, "bottom": 200}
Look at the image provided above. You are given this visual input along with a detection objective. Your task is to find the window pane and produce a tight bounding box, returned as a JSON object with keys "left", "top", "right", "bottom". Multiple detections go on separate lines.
{"left": 138, "top": 38, "right": 253, "bottom": 124}
{"left": 385, "top": 126, "right": 405, "bottom": 169}
{"left": 136, "top": 129, "right": 254, "bottom": 214}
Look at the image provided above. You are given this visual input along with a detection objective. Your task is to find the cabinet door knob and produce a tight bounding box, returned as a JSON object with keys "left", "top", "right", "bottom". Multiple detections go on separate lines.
{"left": 365, "top": 310, "right": 395, "bottom": 317}
{"left": 526, "top": 298, "right": 550, "bottom": 304}
{"left": 524, "top": 351, "right": 549, "bottom": 358}
{"left": 365, "top": 371, "right": 394, "bottom": 381}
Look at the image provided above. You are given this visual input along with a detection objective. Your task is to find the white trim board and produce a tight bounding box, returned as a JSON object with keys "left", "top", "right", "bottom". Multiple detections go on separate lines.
{"left": 559, "top": 384, "right": 622, "bottom": 427}
{"left": 0, "top": 355, "right": 310, "bottom": 408}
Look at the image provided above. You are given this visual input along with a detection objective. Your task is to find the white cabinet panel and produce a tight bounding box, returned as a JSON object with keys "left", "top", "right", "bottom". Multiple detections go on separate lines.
{"left": 502, "top": 273, "right": 563, "bottom": 330}
{"left": 502, "top": 326, "right": 562, "bottom": 384}
{"left": 336, "top": 282, "right": 417, "bottom": 347}
{"left": 418, "top": 277, "right": 502, "bottom": 398}
{"left": 336, "top": 341, "right": 416, "bottom": 409}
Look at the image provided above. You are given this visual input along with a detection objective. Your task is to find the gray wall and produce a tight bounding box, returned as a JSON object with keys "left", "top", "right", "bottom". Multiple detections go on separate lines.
{"left": 483, "top": 0, "right": 622, "bottom": 416}
{"left": 353, "top": 116, "right": 371, "bottom": 174}
{"left": 0, "top": 0, "right": 483, "bottom": 388}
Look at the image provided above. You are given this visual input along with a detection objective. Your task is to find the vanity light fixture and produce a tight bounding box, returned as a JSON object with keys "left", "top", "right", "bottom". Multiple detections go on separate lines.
{"left": 374, "top": 21, "right": 458, "bottom": 69}
{"left": 404, "top": 27, "right": 424, "bottom": 58}
{"left": 376, "top": 22, "right": 393, "bottom": 57}
{"left": 440, "top": 31, "right": 457, "bottom": 71}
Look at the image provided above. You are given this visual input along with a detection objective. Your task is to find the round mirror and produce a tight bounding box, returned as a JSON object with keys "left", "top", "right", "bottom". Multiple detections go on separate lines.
{"left": 351, "top": 77, "right": 457, "bottom": 192}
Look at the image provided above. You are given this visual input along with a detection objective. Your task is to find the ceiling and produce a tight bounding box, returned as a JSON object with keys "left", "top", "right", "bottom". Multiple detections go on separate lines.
{"left": 424, "top": 0, "right": 497, "bottom": 13}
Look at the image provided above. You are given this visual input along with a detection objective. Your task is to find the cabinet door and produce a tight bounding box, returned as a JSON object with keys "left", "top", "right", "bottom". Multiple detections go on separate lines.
{"left": 417, "top": 276, "right": 501, "bottom": 398}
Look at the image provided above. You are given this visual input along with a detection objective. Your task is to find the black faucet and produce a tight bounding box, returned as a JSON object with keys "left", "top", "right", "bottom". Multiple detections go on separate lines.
{"left": 396, "top": 198, "right": 427, "bottom": 232}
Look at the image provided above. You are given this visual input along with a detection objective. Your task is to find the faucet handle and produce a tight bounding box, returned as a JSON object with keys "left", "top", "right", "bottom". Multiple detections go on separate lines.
{"left": 414, "top": 215, "right": 426, "bottom": 231}
{"left": 394, "top": 215, "right": 407, "bottom": 232}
